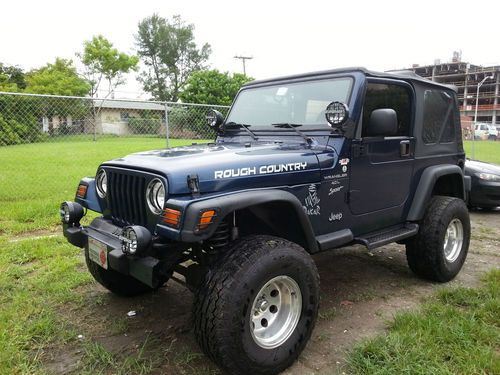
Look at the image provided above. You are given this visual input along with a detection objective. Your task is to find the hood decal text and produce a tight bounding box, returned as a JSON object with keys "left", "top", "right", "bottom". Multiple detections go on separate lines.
{"left": 214, "top": 162, "right": 308, "bottom": 179}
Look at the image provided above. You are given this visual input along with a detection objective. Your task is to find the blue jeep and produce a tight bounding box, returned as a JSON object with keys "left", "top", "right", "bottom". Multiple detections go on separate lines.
{"left": 61, "top": 68, "right": 471, "bottom": 375}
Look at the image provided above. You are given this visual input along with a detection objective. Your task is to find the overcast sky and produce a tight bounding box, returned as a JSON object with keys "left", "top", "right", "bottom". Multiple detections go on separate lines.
{"left": 1, "top": 0, "right": 498, "bottom": 99}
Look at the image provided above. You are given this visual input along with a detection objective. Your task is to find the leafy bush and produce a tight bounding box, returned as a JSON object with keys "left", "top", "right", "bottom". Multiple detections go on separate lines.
{"left": 128, "top": 113, "right": 162, "bottom": 135}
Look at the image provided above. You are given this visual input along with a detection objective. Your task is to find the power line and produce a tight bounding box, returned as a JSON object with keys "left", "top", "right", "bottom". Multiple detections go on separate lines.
{"left": 234, "top": 55, "right": 253, "bottom": 76}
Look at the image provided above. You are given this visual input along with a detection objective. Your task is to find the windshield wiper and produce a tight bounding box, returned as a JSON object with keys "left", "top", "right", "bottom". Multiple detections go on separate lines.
{"left": 271, "top": 123, "right": 313, "bottom": 145}
{"left": 224, "top": 121, "right": 258, "bottom": 141}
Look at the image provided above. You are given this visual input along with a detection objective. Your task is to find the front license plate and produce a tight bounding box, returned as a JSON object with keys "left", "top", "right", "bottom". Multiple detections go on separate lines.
{"left": 88, "top": 237, "right": 108, "bottom": 269}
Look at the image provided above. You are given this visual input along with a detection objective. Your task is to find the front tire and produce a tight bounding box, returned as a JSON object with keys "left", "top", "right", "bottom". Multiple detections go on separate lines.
{"left": 193, "top": 235, "right": 319, "bottom": 375}
{"left": 406, "top": 196, "right": 470, "bottom": 282}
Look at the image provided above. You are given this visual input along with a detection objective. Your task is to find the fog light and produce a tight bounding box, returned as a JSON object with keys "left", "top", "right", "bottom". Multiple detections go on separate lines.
{"left": 120, "top": 226, "right": 152, "bottom": 255}
{"left": 59, "top": 201, "right": 84, "bottom": 225}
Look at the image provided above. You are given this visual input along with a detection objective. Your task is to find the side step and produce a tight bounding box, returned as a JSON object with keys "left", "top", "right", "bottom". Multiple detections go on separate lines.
{"left": 354, "top": 223, "right": 419, "bottom": 250}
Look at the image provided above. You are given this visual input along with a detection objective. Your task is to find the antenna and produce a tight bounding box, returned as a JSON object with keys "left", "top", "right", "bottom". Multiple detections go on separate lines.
{"left": 233, "top": 55, "right": 253, "bottom": 76}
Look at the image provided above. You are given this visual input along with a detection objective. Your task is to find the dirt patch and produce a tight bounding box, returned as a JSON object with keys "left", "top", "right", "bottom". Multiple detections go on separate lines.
{"left": 8, "top": 227, "right": 60, "bottom": 242}
{"left": 46, "top": 210, "right": 500, "bottom": 374}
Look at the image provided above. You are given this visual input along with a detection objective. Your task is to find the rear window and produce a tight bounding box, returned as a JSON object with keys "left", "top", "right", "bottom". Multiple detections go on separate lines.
{"left": 422, "top": 90, "right": 456, "bottom": 144}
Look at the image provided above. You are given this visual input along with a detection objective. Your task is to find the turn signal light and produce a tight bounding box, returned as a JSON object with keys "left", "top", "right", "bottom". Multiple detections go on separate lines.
{"left": 162, "top": 208, "right": 181, "bottom": 228}
{"left": 197, "top": 210, "right": 216, "bottom": 231}
{"left": 76, "top": 184, "right": 88, "bottom": 198}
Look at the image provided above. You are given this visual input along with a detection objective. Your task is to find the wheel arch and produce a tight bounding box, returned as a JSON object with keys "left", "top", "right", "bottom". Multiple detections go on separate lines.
{"left": 180, "top": 189, "right": 318, "bottom": 253}
{"left": 407, "top": 164, "right": 465, "bottom": 221}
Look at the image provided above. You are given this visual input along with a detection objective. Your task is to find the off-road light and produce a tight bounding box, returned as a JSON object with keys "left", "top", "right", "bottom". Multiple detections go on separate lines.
{"left": 59, "top": 201, "right": 84, "bottom": 225}
{"left": 325, "top": 101, "right": 349, "bottom": 127}
{"left": 120, "top": 226, "right": 152, "bottom": 255}
{"left": 146, "top": 178, "right": 166, "bottom": 215}
{"left": 206, "top": 109, "right": 224, "bottom": 129}
{"left": 96, "top": 169, "right": 107, "bottom": 198}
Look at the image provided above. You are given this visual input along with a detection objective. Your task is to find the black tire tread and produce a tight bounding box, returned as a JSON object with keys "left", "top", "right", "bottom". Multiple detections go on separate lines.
{"left": 406, "top": 195, "right": 470, "bottom": 282}
{"left": 193, "top": 235, "right": 319, "bottom": 375}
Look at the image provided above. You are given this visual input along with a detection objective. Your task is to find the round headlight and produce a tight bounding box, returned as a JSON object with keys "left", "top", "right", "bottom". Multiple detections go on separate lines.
{"left": 96, "top": 169, "right": 107, "bottom": 198}
{"left": 146, "top": 178, "right": 166, "bottom": 214}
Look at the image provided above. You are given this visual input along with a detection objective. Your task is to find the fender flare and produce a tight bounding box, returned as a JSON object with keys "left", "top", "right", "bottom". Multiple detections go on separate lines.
{"left": 407, "top": 164, "right": 465, "bottom": 221}
{"left": 180, "top": 189, "right": 318, "bottom": 252}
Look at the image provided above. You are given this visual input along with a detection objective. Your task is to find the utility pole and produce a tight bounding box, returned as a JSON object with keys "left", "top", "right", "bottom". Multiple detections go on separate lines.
{"left": 234, "top": 55, "right": 253, "bottom": 75}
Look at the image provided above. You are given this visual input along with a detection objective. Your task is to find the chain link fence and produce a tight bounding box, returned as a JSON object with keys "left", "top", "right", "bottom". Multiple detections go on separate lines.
{"left": 0, "top": 92, "right": 230, "bottom": 146}
{"left": 0, "top": 92, "right": 229, "bottom": 204}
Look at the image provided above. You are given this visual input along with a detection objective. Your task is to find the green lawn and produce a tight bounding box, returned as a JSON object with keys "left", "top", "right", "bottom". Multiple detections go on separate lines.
{"left": 0, "top": 137, "right": 208, "bottom": 235}
{"left": 348, "top": 270, "right": 500, "bottom": 374}
{"left": 464, "top": 140, "right": 500, "bottom": 164}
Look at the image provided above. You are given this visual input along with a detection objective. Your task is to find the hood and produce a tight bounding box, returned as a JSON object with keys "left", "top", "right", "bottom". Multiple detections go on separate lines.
{"left": 102, "top": 142, "right": 322, "bottom": 194}
{"left": 465, "top": 160, "right": 500, "bottom": 176}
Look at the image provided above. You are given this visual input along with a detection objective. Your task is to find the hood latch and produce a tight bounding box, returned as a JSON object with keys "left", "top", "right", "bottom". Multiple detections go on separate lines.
{"left": 187, "top": 174, "right": 200, "bottom": 196}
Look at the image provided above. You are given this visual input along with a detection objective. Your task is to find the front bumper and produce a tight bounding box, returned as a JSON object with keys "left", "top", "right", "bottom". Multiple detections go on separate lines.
{"left": 63, "top": 217, "right": 165, "bottom": 288}
{"left": 469, "top": 179, "right": 500, "bottom": 208}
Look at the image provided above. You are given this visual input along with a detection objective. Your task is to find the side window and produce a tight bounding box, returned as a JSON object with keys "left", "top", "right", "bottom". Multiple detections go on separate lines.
{"left": 423, "top": 90, "right": 455, "bottom": 144}
{"left": 362, "top": 83, "right": 411, "bottom": 137}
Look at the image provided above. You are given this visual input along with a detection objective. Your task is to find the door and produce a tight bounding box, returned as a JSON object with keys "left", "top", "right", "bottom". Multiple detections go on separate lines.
{"left": 349, "top": 81, "right": 415, "bottom": 219}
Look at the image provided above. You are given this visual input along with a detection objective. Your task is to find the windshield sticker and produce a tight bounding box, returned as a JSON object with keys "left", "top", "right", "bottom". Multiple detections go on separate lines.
{"left": 214, "top": 162, "right": 307, "bottom": 179}
{"left": 303, "top": 184, "right": 321, "bottom": 216}
{"left": 276, "top": 87, "right": 288, "bottom": 96}
{"left": 328, "top": 212, "right": 343, "bottom": 222}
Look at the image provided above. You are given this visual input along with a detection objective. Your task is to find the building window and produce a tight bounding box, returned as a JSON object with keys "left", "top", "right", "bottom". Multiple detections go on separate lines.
{"left": 363, "top": 83, "right": 411, "bottom": 136}
{"left": 120, "top": 112, "right": 130, "bottom": 122}
{"left": 423, "top": 90, "right": 455, "bottom": 144}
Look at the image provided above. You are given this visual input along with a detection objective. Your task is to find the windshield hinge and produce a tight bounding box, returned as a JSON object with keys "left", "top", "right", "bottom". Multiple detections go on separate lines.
{"left": 187, "top": 174, "right": 200, "bottom": 196}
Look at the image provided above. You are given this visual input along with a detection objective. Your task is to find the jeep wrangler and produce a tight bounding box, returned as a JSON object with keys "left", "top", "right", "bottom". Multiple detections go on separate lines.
{"left": 61, "top": 68, "right": 471, "bottom": 375}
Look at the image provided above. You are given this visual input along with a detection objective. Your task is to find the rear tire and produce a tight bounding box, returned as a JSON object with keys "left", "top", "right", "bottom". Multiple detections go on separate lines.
{"left": 406, "top": 196, "right": 470, "bottom": 282}
{"left": 193, "top": 235, "right": 319, "bottom": 375}
{"left": 84, "top": 247, "right": 163, "bottom": 297}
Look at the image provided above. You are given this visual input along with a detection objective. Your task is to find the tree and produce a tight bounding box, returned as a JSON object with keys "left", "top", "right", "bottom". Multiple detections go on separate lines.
{"left": 80, "top": 35, "right": 139, "bottom": 98}
{"left": 179, "top": 70, "right": 253, "bottom": 105}
{"left": 0, "top": 63, "right": 26, "bottom": 92}
{"left": 135, "top": 14, "right": 211, "bottom": 102}
{"left": 25, "top": 58, "right": 90, "bottom": 96}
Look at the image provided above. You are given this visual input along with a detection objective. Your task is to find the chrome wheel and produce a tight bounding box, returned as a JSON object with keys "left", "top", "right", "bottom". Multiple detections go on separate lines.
{"left": 443, "top": 218, "right": 464, "bottom": 262}
{"left": 250, "top": 275, "right": 302, "bottom": 349}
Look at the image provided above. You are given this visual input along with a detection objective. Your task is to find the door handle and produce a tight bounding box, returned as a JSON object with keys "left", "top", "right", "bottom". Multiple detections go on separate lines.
{"left": 400, "top": 140, "right": 410, "bottom": 157}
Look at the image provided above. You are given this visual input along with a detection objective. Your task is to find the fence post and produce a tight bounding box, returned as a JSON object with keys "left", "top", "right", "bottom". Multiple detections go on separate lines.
{"left": 164, "top": 102, "right": 170, "bottom": 148}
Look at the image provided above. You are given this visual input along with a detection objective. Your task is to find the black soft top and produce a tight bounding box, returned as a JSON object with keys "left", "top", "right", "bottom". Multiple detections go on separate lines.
{"left": 245, "top": 67, "right": 457, "bottom": 92}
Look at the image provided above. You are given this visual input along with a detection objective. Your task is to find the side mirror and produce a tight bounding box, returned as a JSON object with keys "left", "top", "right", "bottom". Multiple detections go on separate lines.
{"left": 366, "top": 109, "right": 398, "bottom": 136}
{"left": 206, "top": 109, "right": 224, "bottom": 129}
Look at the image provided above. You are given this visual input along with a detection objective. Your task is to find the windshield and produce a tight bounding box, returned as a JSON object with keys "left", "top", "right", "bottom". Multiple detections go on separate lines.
{"left": 226, "top": 77, "right": 353, "bottom": 127}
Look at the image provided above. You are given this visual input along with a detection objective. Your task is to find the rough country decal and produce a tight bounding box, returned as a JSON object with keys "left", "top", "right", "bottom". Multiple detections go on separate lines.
{"left": 214, "top": 162, "right": 307, "bottom": 179}
{"left": 303, "top": 184, "right": 321, "bottom": 216}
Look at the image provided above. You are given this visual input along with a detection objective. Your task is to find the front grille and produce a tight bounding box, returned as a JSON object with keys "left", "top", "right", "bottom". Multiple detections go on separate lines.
{"left": 107, "top": 170, "right": 148, "bottom": 227}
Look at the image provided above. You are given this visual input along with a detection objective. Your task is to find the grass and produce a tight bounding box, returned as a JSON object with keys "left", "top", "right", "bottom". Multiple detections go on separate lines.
{"left": 464, "top": 140, "right": 500, "bottom": 164}
{"left": 0, "top": 236, "right": 92, "bottom": 374}
{"left": 0, "top": 137, "right": 208, "bottom": 235}
{"left": 348, "top": 269, "right": 500, "bottom": 374}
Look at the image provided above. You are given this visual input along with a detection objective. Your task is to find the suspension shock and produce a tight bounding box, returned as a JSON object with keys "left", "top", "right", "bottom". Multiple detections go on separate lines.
{"left": 206, "top": 220, "right": 230, "bottom": 254}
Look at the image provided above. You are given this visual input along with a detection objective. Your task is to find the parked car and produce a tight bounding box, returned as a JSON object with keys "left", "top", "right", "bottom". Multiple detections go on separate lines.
{"left": 474, "top": 122, "right": 498, "bottom": 140}
{"left": 59, "top": 68, "right": 471, "bottom": 375}
{"left": 465, "top": 159, "right": 500, "bottom": 209}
